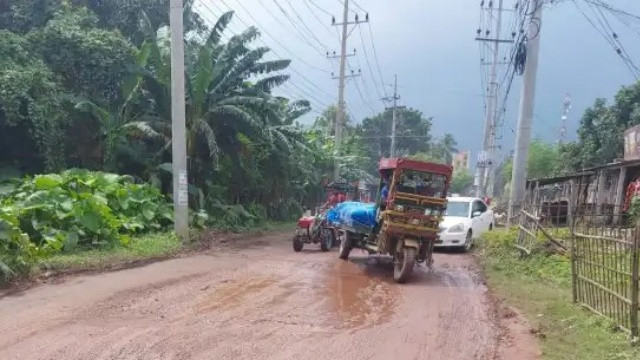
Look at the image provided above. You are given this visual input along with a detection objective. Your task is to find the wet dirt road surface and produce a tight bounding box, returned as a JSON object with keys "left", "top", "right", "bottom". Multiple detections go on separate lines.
{"left": 0, "top": 231, "right": 539, "bottom": 360}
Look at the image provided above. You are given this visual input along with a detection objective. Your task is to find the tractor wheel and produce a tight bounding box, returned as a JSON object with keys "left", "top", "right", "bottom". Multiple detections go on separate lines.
{"left": 293, "top": 235, "right": 303, "bottom": 252}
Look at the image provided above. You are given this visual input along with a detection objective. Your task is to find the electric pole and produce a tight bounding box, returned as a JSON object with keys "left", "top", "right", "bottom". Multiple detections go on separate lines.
{"left": 383, "top": 75, "right": 400, "bottom": 157}
{"left": 558, "top": 94, "right": 571, "bottom": 144}
{"left": 508, "top": 0, "right": 544, "bottom": 221}
{"left": 331, "top": 1, "right": 368, "bottom": 180}
{"left": 475, "top": 0, "right": 509, "bottom": 198}
{"left": 169, "top": 0, "right": 189, "bottom": 239}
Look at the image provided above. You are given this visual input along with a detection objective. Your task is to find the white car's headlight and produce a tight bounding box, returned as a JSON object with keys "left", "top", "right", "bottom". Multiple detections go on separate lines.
{"left": 448, "top": 223, "right": 465, "bottom": 233}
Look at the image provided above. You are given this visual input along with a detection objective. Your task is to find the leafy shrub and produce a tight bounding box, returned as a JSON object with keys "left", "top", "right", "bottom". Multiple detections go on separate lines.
{"left": 205, "top": 202, "right": 259, "bottom": 231}
{"left": 270, "top": 198, "right": 303, "bottom": 222}
{"left": 0, "top": 169, "right": 172, "bottom": 252}
{"left": 246, "top": 203, "right": 267, "bottom": 221}
{"left": 0, "top": 207, "right": 41, "bottom": 281}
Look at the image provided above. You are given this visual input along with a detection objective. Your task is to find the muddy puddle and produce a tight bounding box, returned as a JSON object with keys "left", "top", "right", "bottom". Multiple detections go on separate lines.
{"left": 324, "top": 259, "right": 399, "bottom": 329}
{"left": 196, "top": 275, "right": 279, "bottom": 312}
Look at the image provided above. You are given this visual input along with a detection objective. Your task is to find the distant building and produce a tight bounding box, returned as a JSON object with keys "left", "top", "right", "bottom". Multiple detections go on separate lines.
{"left": 453, "top": 151, "right": 470, "bottom": 172}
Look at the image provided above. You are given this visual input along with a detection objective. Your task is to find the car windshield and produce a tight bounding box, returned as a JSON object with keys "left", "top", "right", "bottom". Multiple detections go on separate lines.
{"left": 445, "top": 201, "right": 470, "bottom": 217}
{"left": 395, "top": 170, "right": 447, "bottom": 197}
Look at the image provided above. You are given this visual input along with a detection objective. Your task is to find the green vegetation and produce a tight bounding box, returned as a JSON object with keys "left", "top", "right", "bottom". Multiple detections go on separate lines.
{"left": 450, "top": 168, "right": 474, "bottom": 194}
{"left": 0, "top": 170, "right": 172, "bottom": 281}
{"left": 39, "top": 231, "right": 182, "bottom": 274}
{"left": 561, "top": 82, "right": 640, "bottom": 170}
{"left": 479, "top": 229, "right": 640, "bottom": 360}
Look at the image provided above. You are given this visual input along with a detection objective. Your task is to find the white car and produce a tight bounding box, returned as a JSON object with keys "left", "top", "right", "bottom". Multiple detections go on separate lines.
{"left": 436, "top": 197, "right": 494, "bottom": 251}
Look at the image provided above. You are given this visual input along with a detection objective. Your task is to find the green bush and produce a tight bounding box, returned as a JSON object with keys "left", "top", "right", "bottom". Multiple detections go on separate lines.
{"left": 270, "top": 198, "right": 303, "bottom": 222}
{"left": 204, "top": 202, "right": 260, "bottom": 231}
{"left": 0, "top": 169, "right": 172, "bottom": 259}
{"left": 0, "top": 207, "right": 41, "bottom": 281}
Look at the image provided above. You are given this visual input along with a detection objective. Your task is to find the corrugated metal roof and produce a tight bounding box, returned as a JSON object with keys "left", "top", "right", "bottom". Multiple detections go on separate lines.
{"left": 526, "top": 158, "right": 640, "bottom": 186}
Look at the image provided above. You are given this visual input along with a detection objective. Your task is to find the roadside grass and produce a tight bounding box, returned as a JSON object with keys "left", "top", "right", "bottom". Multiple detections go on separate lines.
{"left": 38, "top": 232, "right": 183, "bottom": 274}
{"left": 479, "top": 228, "right": 640, "bottom": 360}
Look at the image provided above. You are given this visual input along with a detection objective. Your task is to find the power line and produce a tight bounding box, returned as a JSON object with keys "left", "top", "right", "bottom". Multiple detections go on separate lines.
{"left": 584, "top": 0, "right": 640, "bottom": 22}
{"left": 357, "top": 26, "right": 384, "bottom": 99}
{"left": 307, "top": 0, "right": 334, "bottom": 16}
{"left": 211, "top": 0, "right": 331, "bottom": 75}
{"left": 351, "top": 0, "right": 367, "bottom": 13}
{"left": 265, "top": 0, "right": 330, "bottom": 55}
{"left": 587, "top": 1, "right": 640, "bottom": 76}
{"left": 250, "top": 0, "right": 327, "bottom": 56}
{"left": 200, "top": 1, "right": 335, "bottom": 105}
{"left": 572, "top": 0, "right": 640, "bottom": 79}
{"left": 209, "top": 0, "right": 335, "bottom": 99}
{"left": 283, "top": 0, "right": 335, "bottom": 51}
{"left": 347, "top": 59, "right": 376, "bottom": 116}
{"left": 280, "top": 82, "right": 331, "bottom": 110}
{"left": 302, "top": 0, "right": 341, "bottom": 40}
{"left": 354, "top": 52, "right": 382, "bottom": 111}
{"left": 365, "top": 21, "right": 389, "bottom": 98}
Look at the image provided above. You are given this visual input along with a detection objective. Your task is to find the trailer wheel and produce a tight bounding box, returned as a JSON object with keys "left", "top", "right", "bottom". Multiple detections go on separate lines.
{"left": 393, "top": 247, "right": 416, "bottom": 283}
{"left": 320, "top": 228, "right": 332, "bottom": 252}
{"left": 339, "top": 231, "right": 352, "bottom": 260}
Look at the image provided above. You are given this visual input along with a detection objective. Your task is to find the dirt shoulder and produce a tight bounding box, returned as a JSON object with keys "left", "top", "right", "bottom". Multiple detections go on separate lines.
{"left": 0, "top": 228, "right": 291, "bottom": 299}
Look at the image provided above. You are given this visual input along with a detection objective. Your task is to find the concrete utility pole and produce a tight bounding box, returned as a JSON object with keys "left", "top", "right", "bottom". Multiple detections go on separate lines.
{"left": 475, "top": 0, "right": 508, "bottom": 198}
{"left": 331, "top": 1, "right": 367, "bottom": 181}
{"left": 334, "top": 0, "right": 349, "bottom": 181}
{"left": 508, "top": 0, "right": 544, "bottom": 221}
{"left": 383, "top": 75, "right": 400, "bottom": 157}
{"left": 169, "top": 0, "right": 189, "bottom": 239}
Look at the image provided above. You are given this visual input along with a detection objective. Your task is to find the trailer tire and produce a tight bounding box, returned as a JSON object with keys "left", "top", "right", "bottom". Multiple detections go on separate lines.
{"left": 394, "top": 247, "right": 416, "bottom": 283}
{"left": 339, "top": 231, "right": 352, "bottom": 260}
{"left": 320, "top": 228, "right": 332, "bottom": 252}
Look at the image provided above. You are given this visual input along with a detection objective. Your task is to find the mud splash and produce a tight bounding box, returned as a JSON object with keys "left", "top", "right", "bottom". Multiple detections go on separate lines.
{"left": 196, "top": 276, "right": 278, "bottom": 312}
{"left": 324, "top": 259, "right": 398, "bottom": 329}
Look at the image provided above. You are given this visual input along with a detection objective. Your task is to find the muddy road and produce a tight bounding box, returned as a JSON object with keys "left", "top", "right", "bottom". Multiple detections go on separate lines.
{"left": 0, "top": 231, "right": 538, "bottom": 360}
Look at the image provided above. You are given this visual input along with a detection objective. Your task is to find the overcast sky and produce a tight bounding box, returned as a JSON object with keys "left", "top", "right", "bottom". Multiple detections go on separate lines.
{"left": 195, "top": 0, "right": 640, "bottom": 162}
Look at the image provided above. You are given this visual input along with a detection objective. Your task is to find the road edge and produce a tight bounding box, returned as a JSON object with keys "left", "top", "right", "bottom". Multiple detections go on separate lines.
{"left": 0, "top": 228, "right": 294, "bottom": 299}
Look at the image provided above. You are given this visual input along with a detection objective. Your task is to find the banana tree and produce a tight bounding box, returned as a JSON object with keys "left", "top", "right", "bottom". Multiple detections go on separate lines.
{"left": 74, "top": 42, "right": 161, "bottom": 172}
{"left": 136, "top": 10, "right": 295, "bottom": 207}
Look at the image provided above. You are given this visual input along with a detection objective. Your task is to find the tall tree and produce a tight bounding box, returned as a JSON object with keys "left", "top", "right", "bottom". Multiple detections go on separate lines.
{"left": 359, "top": 107, "right": 432, "bottom": 170}
{"left": 501, "top": 139, "right": 560, "bottom": 183}
{"left": 0, "top": 29, "right": 65, "bottom": 172}
{"left": 566, "top": 81, "right": 640, "bottom": 169}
